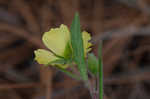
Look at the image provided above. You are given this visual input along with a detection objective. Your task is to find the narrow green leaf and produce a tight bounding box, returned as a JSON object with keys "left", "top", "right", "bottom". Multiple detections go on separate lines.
{"left": 98, "top": 42, "right": 103, "bottom": 99}
{"left": 70, "top": 13, "right": 88, "bottom": 81}
{"left": 87, "top": 53, "right": 98, "bottom": 75}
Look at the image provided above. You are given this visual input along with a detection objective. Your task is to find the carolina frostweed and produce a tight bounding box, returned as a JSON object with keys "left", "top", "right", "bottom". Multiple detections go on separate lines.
{"left": 34, "top": 24, "right": 92, "bottom": 68}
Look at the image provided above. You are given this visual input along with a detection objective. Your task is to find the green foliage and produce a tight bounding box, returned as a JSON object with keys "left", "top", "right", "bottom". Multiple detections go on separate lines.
{"left": 87, "top": 53, "right": 98, "bottom": 76}
{"left": 70, "top": 13, "right": 88, "bottom": 81}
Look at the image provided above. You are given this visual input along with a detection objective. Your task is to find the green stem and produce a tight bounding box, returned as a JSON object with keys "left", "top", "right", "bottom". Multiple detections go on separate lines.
{"left": 98, "top": 41, "right": 103, "bottom": 99}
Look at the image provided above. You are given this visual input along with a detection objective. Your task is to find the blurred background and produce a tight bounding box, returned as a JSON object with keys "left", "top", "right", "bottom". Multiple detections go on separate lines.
{"left": 0, "top": 0, "right": 150, "bottom": 99}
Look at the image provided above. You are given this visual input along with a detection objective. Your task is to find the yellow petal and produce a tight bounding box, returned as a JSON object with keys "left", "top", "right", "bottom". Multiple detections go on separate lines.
{"left": 34, "top": 49, "right": 58, "bottom": 65}
{"left": 82, "top": 31, "right": 92, "bottom": 57}
{"left": 42, "top": 24, "right": 70, "bottom": 56}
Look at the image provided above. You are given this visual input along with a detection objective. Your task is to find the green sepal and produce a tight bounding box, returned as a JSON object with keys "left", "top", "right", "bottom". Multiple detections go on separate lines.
{"left": 87, "top": 53, "right": 98, "bottom": 76}
{"left": 63, "top": 42, "right": 73, "bottom": 60}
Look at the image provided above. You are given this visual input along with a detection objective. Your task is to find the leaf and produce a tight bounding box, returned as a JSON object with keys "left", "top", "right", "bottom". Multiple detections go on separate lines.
{"left": 70, "top": 13, "right": 88, "bottom": 81}
{"left": 87, "top": 53, "right": 98, "bottom": 76}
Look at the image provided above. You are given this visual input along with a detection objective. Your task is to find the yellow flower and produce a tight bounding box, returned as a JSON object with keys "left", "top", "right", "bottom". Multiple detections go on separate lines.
{"left": 82, "top": 31, "right": 92, "bottom": 56}
{"left": 34, "top": 24, "right": 91, "bottom": 68}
